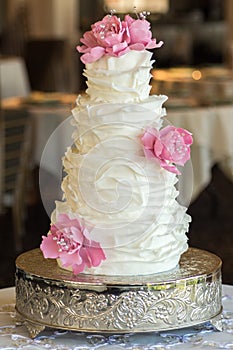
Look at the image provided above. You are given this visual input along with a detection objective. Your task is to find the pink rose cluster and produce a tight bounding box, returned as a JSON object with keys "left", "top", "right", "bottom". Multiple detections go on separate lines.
{"left": 77, "top": 14, "right": 163, "bottom": 64}
{"left": 141, "top": 126, "right": 193, "bottom": 175}
{"left": 40, "top": 214, "right": 106, "bottom": 274}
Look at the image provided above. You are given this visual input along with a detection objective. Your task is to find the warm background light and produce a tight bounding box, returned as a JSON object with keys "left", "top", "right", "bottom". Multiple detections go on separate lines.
{"left": 104, "top": 0, "right": 169, "bottom": 14}
{"left": 192, "top": 70, "right": 202, "bottom": 80}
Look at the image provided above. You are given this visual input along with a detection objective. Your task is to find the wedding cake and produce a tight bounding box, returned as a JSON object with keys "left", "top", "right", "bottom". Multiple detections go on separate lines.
{"left": 40, "top": 12, "right": 193, "bottom": 276}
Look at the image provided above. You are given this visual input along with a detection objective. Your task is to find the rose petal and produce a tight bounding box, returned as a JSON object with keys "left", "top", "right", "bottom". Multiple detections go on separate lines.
{"left": 81, "top": 47, "right": 105, "bottom": 64}
{"left": 40, "top": 235, "right": 59, "bottom": 259}
{"left": 105, "top": 33, "right": 124, "bottom": 47}
{"left": 177, "top": 128, "right": 193, "bottom": 145}
{"left": 80, "top": 31, "right": 98, "bottom": 48}
{"left": 129, "top": 43, "right": 145, "bottom": 51}
{"left": 81, "top": 244, "right": 106, "bottom": 268}
{"left": 141, "top": 129, "right": 157, "bottom": 149}
{"left": 109, "top": 41, "right": 128, "bottom": 55}
{"left": 146, "top": 39, "right": 164, "bottom": 49}
{"left": 70, "top": 226, "right": 84, "bottom": 244}
{"left": 143, "top": 148, "right": 155, "bottom": 159}
{"left": 124, "top": 15, "right": 134, "bottom": 26}
{"left": 153, "top": 138, "right": 164, "bottom": 158}
{"left": 163, "top": 163, "right": 181, "bottom": 175}
{"left": 72, "top": 261, "right": 86, "bottom": 274}
{"left": 59, "top": 250, "right": 82, "bottom": 267}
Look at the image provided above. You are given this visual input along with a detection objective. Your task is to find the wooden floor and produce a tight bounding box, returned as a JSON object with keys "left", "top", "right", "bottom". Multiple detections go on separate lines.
{"left": 0, "top": 165, "right": 232, "bottom": 288}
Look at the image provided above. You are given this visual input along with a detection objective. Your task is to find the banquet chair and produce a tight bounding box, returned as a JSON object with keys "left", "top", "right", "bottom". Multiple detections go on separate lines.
{"left": 0, "top": 108, "right": 32, "bottom": 252}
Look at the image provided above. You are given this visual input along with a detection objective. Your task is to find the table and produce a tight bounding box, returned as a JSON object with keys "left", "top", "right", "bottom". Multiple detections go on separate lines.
{"left": 30, "top": 104, "right": 73, "bottom": 177}
{"left": 0, "top": 284, "right": 233, "bottom": 349}
{"left": 151, "top": 66, "right": 233, "bottom": 204}
{"left": 151, "top": 66, "right": 233, "bottom": 104}
{"left": 167, "top": 103, "right": 233, "bottom": 204}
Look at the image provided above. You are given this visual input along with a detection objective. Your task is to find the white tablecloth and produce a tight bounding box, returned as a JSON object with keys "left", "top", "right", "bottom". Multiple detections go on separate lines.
{"left": 0, "top": 57, "right": 31, "bottom": 98}
{"left": 168, "top": 104, "right": 233, "bottom": 204}
{"left": 30, "top": 105, "right": 73, "bottom": 177}
{"left": 28, "top": 104, "right": 74, "bottom": 216}
{"left": 0, "top": 284, "right": 232, "bottom": 349}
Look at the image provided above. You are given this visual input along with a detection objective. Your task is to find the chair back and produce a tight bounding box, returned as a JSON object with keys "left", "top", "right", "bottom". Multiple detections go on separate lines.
{"left": 0, "top": 110, "right": 4, "bottom": 211}
{"left": 4, "top": 109, "right": 30, "bottom": 190}
{"left": 0, "top": 108, "right": 32, "bottom": 250}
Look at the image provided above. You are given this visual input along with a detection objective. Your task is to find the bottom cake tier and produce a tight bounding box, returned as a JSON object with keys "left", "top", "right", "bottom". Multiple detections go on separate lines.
{"left": 15, "top": 248, "right": 222, "bottom": 338}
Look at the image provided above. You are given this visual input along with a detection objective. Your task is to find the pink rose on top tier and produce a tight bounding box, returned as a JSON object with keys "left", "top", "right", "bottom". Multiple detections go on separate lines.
{"left": 40, "top": 214, "right": 106, "bottom": 274}
{"left": 141, "top": 126, "right": 193, "bottom": 175}
{"left": 77, "top": 14, "right": 163, "bottom": 64}
{"left": 124, "top": 14, "right": 160, "bottom": 50}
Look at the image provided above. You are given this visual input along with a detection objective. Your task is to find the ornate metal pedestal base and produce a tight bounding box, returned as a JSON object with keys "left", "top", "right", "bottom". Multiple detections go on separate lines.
{"left": 15, "top": 248, "right": 222, "bottom": 338}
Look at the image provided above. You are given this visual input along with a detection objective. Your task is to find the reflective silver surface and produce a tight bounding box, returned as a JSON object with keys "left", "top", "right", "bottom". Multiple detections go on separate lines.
{"left": 15, "top": 248, "right": 222, "bottom": 338}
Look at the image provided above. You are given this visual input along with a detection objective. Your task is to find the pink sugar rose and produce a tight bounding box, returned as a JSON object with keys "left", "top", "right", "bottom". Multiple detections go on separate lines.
{"left": 141, "top": 126, "right": 193, "bottom": 175}
{"left": 77, "top": 14, "right": 163, "bottom": 64}
{"left": 40, "top": 214, "right": 106, "bottom": 274}
{"left": 124, "top": 14, "right": 163, "bottom": 51}
{"left": 77, "top": 15, "right": 130, "bottom": 63}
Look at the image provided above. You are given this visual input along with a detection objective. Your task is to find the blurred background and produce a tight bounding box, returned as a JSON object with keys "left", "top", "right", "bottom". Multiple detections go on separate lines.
{"left": 0, "top": 0, "right": 233, "bottom": 287}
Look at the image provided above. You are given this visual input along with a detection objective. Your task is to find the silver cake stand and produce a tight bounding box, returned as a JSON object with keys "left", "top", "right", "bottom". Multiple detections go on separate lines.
{"left": 15, "top": 247, "right": 222, "bottom": 338}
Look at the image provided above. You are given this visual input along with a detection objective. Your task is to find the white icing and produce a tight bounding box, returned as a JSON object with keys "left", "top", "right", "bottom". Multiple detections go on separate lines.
{"left": 51, "top": 89, "right": 191, "bottom": 275}
{"left": 84, "top": 50, "right": 154, "bottom": 103}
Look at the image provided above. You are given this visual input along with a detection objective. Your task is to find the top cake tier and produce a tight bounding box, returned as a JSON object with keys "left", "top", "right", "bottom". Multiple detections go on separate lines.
{"left": 84, "top": 50, "right": 154, "bottom": 103}
{"left": 77, "top": 13, "right": 163, "bottom": 103}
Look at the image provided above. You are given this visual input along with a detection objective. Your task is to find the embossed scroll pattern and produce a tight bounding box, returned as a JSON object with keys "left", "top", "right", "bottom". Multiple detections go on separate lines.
{"left": 15, "top": 275, "right": 222, "bottom": 334}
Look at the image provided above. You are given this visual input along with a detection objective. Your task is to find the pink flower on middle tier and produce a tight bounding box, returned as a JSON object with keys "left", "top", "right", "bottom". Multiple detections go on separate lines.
{"left": 40, "top": 213, "right": 106, "bottom": 274}
{"left": 141, "top": 126, "right": 193, "bottom": 175}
